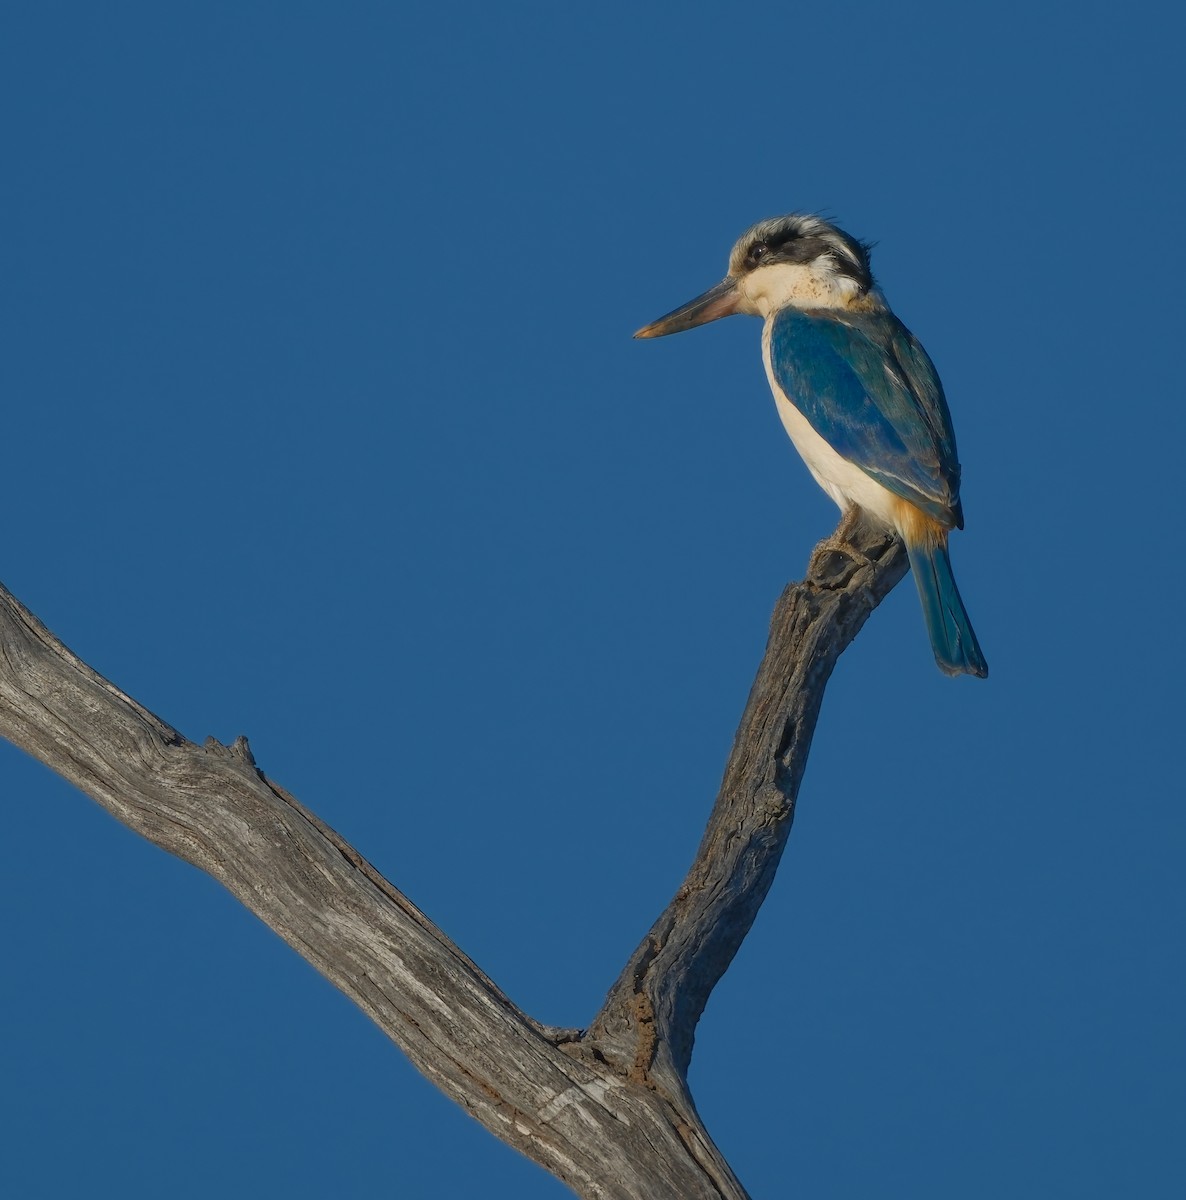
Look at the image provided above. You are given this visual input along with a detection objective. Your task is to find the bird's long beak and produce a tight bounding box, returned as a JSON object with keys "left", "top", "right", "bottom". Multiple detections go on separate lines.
{"left": 634, "top": 277, "right": 740, "bottom": 339}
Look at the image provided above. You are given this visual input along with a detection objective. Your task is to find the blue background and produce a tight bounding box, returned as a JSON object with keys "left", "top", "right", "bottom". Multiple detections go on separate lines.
{"left": 2, "top": 3, "right": 1183, "bottom": 1197}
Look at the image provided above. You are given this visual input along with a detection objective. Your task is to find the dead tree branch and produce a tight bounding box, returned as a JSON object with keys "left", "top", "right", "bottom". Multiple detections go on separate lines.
{"left": 0, "top": 515, "right": 907, "bottom": 1200}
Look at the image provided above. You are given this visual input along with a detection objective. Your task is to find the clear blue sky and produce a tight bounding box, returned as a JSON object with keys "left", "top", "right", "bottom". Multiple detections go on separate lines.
{"left": 2, "top": 3, "right": 1183, "bottom": 1197}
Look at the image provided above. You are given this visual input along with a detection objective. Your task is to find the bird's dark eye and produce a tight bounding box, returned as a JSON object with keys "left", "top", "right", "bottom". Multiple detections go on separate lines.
{"left": 748, "top": 242, "right": 769, "bottom": 265}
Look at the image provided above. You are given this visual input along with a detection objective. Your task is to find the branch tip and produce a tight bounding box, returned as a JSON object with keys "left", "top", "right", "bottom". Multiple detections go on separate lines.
{"left": 230, "top": 735, "right": 257, "bottom": 766}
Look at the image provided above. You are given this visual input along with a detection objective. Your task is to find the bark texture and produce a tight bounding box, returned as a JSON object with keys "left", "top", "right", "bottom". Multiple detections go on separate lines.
{"left": 0, "top": 515, "right": 907, "bottom": 1199}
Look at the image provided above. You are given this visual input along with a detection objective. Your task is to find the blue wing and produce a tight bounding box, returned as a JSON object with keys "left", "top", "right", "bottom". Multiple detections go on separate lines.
{"left": 769, "top": 307, "right": 964, "bottom": 528}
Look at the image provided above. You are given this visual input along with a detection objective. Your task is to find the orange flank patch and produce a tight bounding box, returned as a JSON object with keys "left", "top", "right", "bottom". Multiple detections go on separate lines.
{"left": 889, "top": 496, "right": 949, "bottom": 550}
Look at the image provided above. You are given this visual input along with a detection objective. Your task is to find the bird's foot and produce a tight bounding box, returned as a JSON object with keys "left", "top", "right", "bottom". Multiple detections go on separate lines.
{"left": 809, "top": 508, "right": 882, "bottom": 587}
{"left": 817, "top": 508, "right": 874, "bottom": 564}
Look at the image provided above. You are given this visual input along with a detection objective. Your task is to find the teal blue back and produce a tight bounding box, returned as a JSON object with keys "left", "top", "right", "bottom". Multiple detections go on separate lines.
{"left": 769, "top": 308, "right": 963, "bottom": 528}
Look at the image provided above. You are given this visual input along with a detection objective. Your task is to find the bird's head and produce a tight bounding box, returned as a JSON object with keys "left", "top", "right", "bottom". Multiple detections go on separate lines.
{"left": 634, "top": 213, "right": 875, "bottom": 339}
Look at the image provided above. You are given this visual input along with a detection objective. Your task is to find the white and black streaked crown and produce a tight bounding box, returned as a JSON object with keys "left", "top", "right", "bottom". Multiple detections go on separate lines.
{"left": 727, "top": 214, "right": 874, "bottom": 292}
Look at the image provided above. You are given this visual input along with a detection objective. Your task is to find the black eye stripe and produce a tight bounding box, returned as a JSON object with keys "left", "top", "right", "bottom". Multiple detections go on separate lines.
{"left": 827, "top": 250, "right": 868, "bottom": 283}
{"left": 743, "top": 233, "right": 871, "bottom": 290}
{"left": 731, "top": 217, "right": 873, "bottom": 292}
{"left": 778, "top": 235, "right": 829, "bottom": 263}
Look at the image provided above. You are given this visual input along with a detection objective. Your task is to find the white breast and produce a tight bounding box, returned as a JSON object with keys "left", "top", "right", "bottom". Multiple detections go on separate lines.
{"left": 761, "top": 320, "right": 901, "bottom": 530}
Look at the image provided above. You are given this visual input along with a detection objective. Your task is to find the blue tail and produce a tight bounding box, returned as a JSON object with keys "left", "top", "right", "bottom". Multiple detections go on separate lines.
{"left": 905, "top": 541, "right": 988, "bottom": 678}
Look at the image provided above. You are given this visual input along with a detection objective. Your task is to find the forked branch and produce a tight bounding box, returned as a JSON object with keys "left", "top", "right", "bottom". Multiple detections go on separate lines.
{"left": 0, "top": 515, "right": 907, "bottom": 1200}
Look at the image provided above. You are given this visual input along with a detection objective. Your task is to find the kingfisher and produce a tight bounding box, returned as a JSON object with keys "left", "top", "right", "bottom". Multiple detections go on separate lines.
{"left": 635, "top": 213, "right": 987, "bottom": 678}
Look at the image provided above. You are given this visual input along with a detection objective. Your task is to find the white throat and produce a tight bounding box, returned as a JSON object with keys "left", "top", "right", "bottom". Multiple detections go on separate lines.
{"left": 735, "top": 260, "right": 861, "bottom": 317}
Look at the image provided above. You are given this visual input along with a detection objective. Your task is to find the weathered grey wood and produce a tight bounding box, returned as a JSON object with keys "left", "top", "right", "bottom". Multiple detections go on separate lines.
{"left": 587, "top": 516, "right": 908, "bottom": 1097}
{"left": 0, "top": 513, "right": 906, "bottom": 1199}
